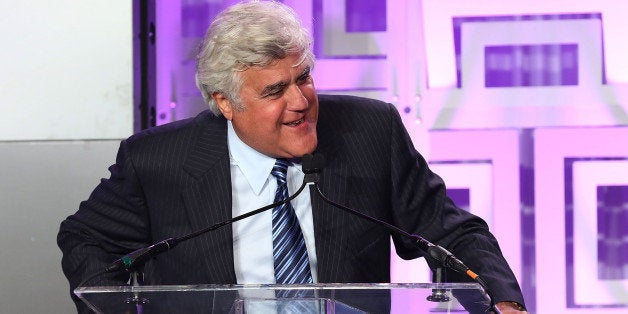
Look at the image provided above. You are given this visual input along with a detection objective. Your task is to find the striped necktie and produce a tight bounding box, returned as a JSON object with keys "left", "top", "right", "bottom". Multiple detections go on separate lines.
{"left": 271, "top": 159, "right": 313, "bottom": 285}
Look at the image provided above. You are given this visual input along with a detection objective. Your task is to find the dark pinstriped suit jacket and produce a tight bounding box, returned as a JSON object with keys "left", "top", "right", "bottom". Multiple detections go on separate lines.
{"left": 58, "top": 94, "right": 525, "bottom": 311}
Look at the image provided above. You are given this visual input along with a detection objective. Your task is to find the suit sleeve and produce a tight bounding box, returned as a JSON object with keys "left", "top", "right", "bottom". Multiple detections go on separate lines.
{"left": 385, "top": 105, "right": 526, "bottom": 307}
{"left": 57, "top": 139, "right": 152, "bottom": 312}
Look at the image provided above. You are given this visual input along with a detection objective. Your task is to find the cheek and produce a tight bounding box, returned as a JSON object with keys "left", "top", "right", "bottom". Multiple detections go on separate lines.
{"left": 301, "top": 84, "right": 316, "bottom": 98}
{"left": 253, "top": 107, "right": 284, "bottom": 132}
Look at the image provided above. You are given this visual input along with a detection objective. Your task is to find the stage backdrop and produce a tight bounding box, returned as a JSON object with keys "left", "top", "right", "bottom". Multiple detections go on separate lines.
{"left": 155, "top": 1, "right": 628, "bottom": 313}
{"left": 1, "top": 1, "right": 626, "bottom": 313}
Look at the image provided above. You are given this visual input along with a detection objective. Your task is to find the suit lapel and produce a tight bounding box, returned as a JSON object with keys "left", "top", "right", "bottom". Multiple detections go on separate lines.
{"left": 176, "top": 109, "right": 351, "bottom": 284}
{"left": 175, "top": 103, "right": 359, "bottom": 284}
{"left": 311, "top": 107, "right": 354, "bottom": 282}
{"left": 180, "top": 114, "right": 237, "bottom": 283}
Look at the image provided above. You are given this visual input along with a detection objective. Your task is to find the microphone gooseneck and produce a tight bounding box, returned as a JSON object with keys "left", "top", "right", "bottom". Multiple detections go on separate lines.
{"left": 80, "top": 152, "right": 498, "bottom": 312}
{"left": 304, "top": 153, "right": 497, "bottom": 312}
{"left": 107, "top": 177, "right": 310, "bottom": 273}
{"left": 79, "top": 156, "right": 318, "bottom": 288}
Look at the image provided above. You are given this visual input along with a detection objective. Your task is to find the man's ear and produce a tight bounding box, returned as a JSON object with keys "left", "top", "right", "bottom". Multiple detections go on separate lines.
{"left": 212, "top": 92, "right": 233, "bottom": 120}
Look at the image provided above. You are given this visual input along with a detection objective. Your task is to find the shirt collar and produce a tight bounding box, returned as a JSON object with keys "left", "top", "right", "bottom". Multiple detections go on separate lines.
{"left": 227, "top": 121, "right": 276, "bottom": 195}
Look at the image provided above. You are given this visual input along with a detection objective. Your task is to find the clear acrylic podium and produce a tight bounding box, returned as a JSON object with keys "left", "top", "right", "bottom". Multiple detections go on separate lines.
{"left": 75, "top": 282, "right": 491, "bottom": 313}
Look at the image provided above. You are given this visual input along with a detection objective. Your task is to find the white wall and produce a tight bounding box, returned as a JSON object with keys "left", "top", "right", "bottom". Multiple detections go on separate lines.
{"left": 0, "top": 1, "right": 133, "bottom": 312}
{"left": 0, "top": 1, "right": 133, "bottom": 141}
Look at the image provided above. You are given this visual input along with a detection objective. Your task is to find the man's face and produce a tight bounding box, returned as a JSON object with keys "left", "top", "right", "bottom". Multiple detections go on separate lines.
{"left": 214, "top": 54, "right": 318, "bottom": 158}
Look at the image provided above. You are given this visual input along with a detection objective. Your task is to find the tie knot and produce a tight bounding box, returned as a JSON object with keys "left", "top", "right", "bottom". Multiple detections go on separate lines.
{"left": 271, "top": 159, "right": 290, "bottom": 179}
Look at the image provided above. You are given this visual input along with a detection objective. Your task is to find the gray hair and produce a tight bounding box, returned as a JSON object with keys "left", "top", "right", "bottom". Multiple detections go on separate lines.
{"left": 195, "top": 1, "right": 315, "bottom": 116}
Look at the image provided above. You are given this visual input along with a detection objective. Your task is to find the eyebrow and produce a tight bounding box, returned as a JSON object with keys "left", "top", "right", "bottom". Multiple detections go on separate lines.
{"left": 259, "top": 66, "right": 311, "bottom": 97}
{"left": 260, "top": 82, "right": 287, "bottom": 98}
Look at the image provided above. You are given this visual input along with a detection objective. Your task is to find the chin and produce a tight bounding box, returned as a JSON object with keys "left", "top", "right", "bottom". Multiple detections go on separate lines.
{"left": 301, "top": 139, "right": 318, "bottom": 156}
{"left": 288, "top": 149, "right": 315, "bottom": 158}
{"left": 275, "top": 134, "right": 317, "bottom": 158}
{"left": 286, "top": 143, "right": 317, "bottom": 158}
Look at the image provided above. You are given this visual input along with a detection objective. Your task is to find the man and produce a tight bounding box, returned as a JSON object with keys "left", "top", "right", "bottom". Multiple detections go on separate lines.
{"left": 58, "top": 1, "right": 527, "bottom": 313}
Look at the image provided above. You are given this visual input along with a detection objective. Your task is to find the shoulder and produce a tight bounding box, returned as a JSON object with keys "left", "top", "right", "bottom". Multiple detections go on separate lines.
{"left": 317, "top": 94, "right": 401, "bottom": 130}
{"left": 318, "top": 94, "right": 395, "bottom": 114}
{"left": 122, "top": 110, "right": 227, "bottom": 160}
{"left": 126, "top": 110, "right": 224, "bottom": 144}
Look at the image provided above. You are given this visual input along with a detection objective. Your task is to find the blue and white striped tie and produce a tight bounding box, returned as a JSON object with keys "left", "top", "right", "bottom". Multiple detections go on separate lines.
{"left": 271, "top": 159, "right": 313, "bottom": 285}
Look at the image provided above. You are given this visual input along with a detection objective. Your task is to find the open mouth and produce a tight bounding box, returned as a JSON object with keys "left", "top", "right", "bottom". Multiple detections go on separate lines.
{"left": 284, "top": 117, "right": 304, "bottom": 126}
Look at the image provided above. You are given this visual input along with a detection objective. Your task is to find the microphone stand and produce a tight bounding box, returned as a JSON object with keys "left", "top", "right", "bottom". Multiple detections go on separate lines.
{"left": 75, "top": 177, "right": 312, "bottom": 314}
{"left": 125, "top": 270, "right": 148, "bottom": 313}
{"left": 76, "top": 153, "right": 499, "bottom": 312}
{"left": 301, "top": 154, "right": 496, "bottom": 310}
{"left": 426, "top": 267, "right": 449, "bottom": 302}
{"left": 309, "top": 183, "right": 497, "bottom": 313}
{"left": 77, "top": 174, "right": 312, "bottom": 290}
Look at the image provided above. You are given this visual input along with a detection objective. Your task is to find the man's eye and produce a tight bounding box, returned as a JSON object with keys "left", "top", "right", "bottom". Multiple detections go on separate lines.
{"left": 297, "top": 74, "right": 310, "bottom": 84}
{"left": 266, "top": 89, "right": 283, "bottom": 97}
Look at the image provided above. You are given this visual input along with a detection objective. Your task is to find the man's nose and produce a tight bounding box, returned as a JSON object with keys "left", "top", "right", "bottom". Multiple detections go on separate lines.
{"left": 286, "top": 85, "right": 308, "bottom": 111}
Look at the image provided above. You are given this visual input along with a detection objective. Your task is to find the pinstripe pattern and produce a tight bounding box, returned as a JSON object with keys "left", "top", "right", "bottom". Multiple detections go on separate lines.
{"left": 59, "top": 95, "right": 525, "bottom": 312}
{"left": 271, "top": 159, "right": 313, "bottom": 285}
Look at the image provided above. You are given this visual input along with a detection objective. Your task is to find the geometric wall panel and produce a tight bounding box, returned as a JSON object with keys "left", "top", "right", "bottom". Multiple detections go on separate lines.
{"left": 483, "top": 43, "right": 580, "bottom": 88}
{"left": 534, "top": 127, "right": 628, "bottom": 313}
{"left": 457, "top": 16, "right": 602, "bottom": 89}
{"left": 390, "top": 163, "right": 493, "bottom": 312}
{"left": 391, "top": 129, "right": 520, "bottom": 312}
{"left": 429, "top": 129, "right": 522, "bottom": 282}
{"left": 421, "top": 0, "right": 628, "bottom": 87}
{"left": 595, "top": 184, "right": 628, "bottom": 281}
{"left": 572, "top": 160, "right": 628, "bottom": 306}
{"left": 314, "top": 0, "right": 386, "bottom": 58}
{"left": 420, "top": 1, "right": 628, "bottom": 130}
{"left": 430, "top": 163, "right": 493, "bottom": 227}
{"left": 310, "top": 0, "right": 389, "bottom": 94}
{"left": 431, "top": 16, "right": 609, "bottom": 129}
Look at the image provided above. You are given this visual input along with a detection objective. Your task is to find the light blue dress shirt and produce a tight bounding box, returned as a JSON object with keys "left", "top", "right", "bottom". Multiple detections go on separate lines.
{"left": 227, "top": 121, "right": 318, "bottom": 284}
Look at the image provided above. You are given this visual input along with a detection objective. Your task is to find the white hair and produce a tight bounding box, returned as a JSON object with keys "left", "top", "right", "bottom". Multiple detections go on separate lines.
{"left": 195, "top": 1, "right": 315, "bottom": 116}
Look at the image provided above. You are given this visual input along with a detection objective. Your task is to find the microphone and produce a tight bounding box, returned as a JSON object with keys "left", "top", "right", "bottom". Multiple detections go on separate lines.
{"left": 303, "top": 153, "right": 496, "bottom": 311}
{"left": 78, "top": 157, "right": 317, "bottom": 288}
{"left": 302, "top": 153, "right": 325, "bottom": 184}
